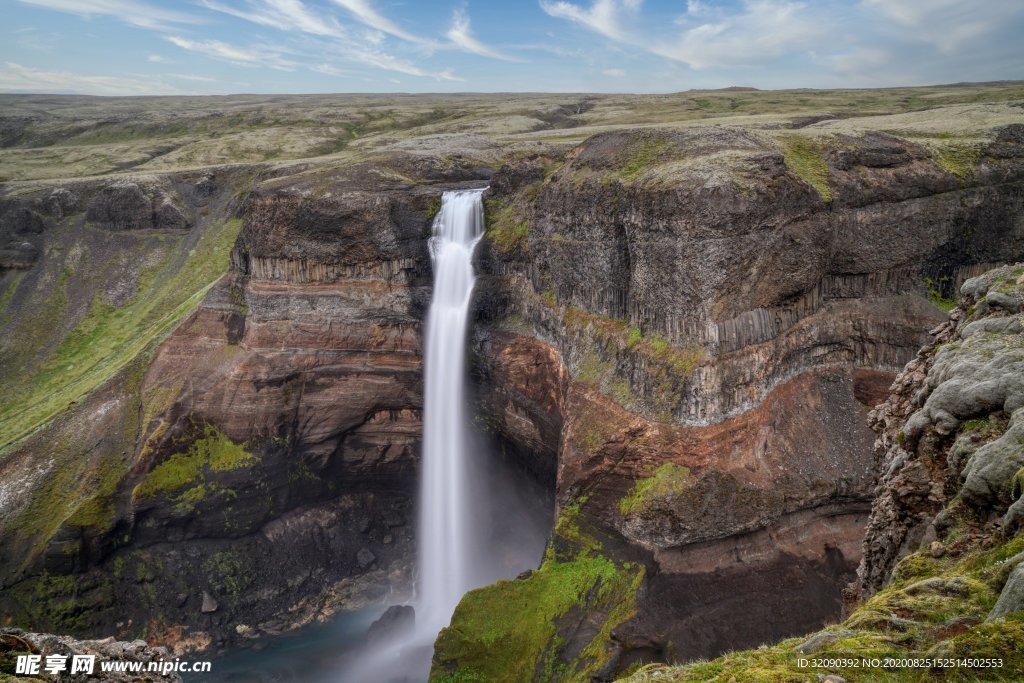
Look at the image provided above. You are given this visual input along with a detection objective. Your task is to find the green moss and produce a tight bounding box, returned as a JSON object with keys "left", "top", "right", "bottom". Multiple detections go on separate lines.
{"left": 133, "top": 424, "right": 255, "bottom": 500}
{"left": 626, "top": 327, "right": 642, "bottom": 349}
{"left": 0, "top": 271, "right": 26, "bottom": 319}
{"left": 431, "top": 498, "right": 646, "bottom": 682}
{"left": 619, "top": 463, "right": 692, "bottom": 515}
{"left": 780, "top": 135, "right": 832, "bottom": 202}
{"left": 1011, "top": 467, "right": 1024, "bottom": 501}
{"left": 426, "top": 195, "right": 442, "bottom": 221}
{"left": 962, "top": 417, "right": 991, "bottom": 433}
{"left": 547, "top": 301, "right": 703, "bottom": 420}
{"left": 614, "top": 138, "right": 672, "bottom": 183}
{"left": 934, "top": 142, "right": 982, "bottom": 182}
{"left": 432, "top": 549, "right": 642, "bottom": 682}
{"left": 926, "top": 276, "right": 958, "bottom": 312}
{"left": 6, "top": 572, "right": 97, "bottom": 636}
{"left": 203, "top": 549, "right": 252, "bottom": 611}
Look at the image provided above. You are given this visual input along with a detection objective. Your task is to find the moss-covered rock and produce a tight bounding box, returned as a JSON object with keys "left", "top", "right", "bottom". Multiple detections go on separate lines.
{"left": 432, "top": 502, "right": 645, "bottom": 683}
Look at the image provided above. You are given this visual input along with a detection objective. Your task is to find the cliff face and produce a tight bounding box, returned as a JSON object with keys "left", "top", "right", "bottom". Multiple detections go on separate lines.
{"left": 433, "top": 124, "right": 1024, "bottom": 680}
{"left": 621, "top": 263, "right": 1024, "bottom": 683}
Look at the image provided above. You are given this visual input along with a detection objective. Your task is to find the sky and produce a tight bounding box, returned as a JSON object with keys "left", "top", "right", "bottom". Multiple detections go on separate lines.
{"left": 1, "top": 0, "right": 1023, "bottom": 95}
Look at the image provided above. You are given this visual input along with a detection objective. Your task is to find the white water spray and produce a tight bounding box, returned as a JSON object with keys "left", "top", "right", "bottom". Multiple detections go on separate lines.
{"left": 417, "top": 188, "right": 485, "bottom": 634}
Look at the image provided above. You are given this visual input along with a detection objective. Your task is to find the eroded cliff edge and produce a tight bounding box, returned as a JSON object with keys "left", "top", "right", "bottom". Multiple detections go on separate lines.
{"left": 0, "top": 155, "right": 487, "bottom": 654}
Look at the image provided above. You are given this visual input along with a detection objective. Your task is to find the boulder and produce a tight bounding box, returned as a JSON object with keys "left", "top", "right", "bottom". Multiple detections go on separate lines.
{"left": 988, "top": 564, "right": 1024, "bottom": 620}
{"left": 366, "top": 604, "right": 415, "bottom": 648}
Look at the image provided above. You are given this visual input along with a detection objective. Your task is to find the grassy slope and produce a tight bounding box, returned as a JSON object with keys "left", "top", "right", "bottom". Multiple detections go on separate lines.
{"left": 0, "top": 217, "right": 242, "bottom": 451}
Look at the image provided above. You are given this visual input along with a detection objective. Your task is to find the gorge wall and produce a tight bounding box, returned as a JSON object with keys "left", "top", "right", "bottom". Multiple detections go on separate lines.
{"left": 433, "top": 124, "right": 1024, "bottom": 680}
{"left": 621, "top": 263, "right": 1024, "bottom": 683}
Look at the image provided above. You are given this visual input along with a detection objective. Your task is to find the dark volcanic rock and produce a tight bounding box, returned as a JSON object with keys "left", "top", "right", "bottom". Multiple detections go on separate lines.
{"left": 366, "top": 604, "right": 415, "bottom": 648}
{"left": 0, "top": 206, "right": 45, "bottom": 235}
{"left": 85, "top": 181, "right": 190, "bottom": 231}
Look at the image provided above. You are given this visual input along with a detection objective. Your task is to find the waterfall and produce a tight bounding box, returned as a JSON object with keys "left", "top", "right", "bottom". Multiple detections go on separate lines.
{"left": 340, "top": 188, "right": 548, "bottom": 683}
{"left": 417, "top": 188, "right": 485, "bottom": 634}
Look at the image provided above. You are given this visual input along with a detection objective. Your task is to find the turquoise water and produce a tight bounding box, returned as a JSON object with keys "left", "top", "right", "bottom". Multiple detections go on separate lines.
{"left": 183, "top": 608, "right": 382, "bottom": 683}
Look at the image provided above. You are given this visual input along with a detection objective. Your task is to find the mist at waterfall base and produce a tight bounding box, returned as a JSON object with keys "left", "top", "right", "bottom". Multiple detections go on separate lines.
{"left": 334, "top": 189, "right": 551, "bottom": 683}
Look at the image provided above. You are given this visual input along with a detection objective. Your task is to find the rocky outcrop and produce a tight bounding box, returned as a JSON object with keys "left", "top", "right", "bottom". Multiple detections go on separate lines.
{"left": 856, "top": 263, "right": 1024, "bottom": 597}
{"left": 0, "top": 628, "right": 183, "bottom": 682}
{"left": 85, "top": 180, "right": 190, "bottom": 232}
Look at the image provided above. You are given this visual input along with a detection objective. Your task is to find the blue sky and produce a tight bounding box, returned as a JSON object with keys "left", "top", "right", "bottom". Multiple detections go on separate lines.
{"left": 2, "top": 0, "right": 1023, "bottom": 94}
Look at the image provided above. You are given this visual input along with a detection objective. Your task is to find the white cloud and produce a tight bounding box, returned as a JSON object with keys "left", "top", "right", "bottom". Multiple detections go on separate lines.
{"left": 861, "top": 0, "right": 1022, "bottom": 53}
{"left": 14, "top": 0, "right": 197, "bottom": 30}
{"left": 166, "top": 36, "right": 297, "bottom": 71}
{"left": 445, "top": 9, "right": 519, "bottom": 61}
{"left": 542, "top": 0, "right": 825, "bottom": 70}
{"left": 170, "top": 73, "right": 217, "bottom": 82}
{"left": 0, "top": 60, "right": 181, "bottom": 94}
{"left": 654, "top": 0, "right": 826, "bottom": 69}
{"left": 198, "top": 0, "right": 346, "bottom": 39}
{"left": 539, "top": 0, "right": 635, "bottom": 40}
{"left": 602, "top": 68, "right": 625, "bottom": 77}
{"left": 146, "top": 54, "right": 169, "bottom": 63}
{"left": 328, "top": 0, "right": 428, "bottom": 45}
{"left": 344, "top": 47, "right": 462, "bottom": 80}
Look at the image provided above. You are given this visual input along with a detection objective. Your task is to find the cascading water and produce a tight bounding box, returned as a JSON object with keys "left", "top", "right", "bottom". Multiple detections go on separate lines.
{"left": 338, "top": 189, "right": 493, "bottom": 682}
{"left": 417, "top": 188, "right": 486, "bottom": 634}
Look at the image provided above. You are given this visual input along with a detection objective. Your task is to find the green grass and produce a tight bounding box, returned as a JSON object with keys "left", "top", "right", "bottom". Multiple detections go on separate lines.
{"left": 484, "top": 197, "right": 530, "bottom": 253}
{"left": 779, "top": 135, "right": 832, "bottom": 202}
{"left": 615, "top": 138, "right": 672, "bottom": 183}
{"left": 0, "top": 218, "right": 243, "bottom": 451}
{"left": 619, "top": 463, "right": 692, "bottom": 515}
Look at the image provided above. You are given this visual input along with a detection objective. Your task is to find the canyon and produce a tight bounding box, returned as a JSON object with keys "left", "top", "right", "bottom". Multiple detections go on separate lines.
{"left": 0, "top": 85, "right": 1022, "bottom": 682}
